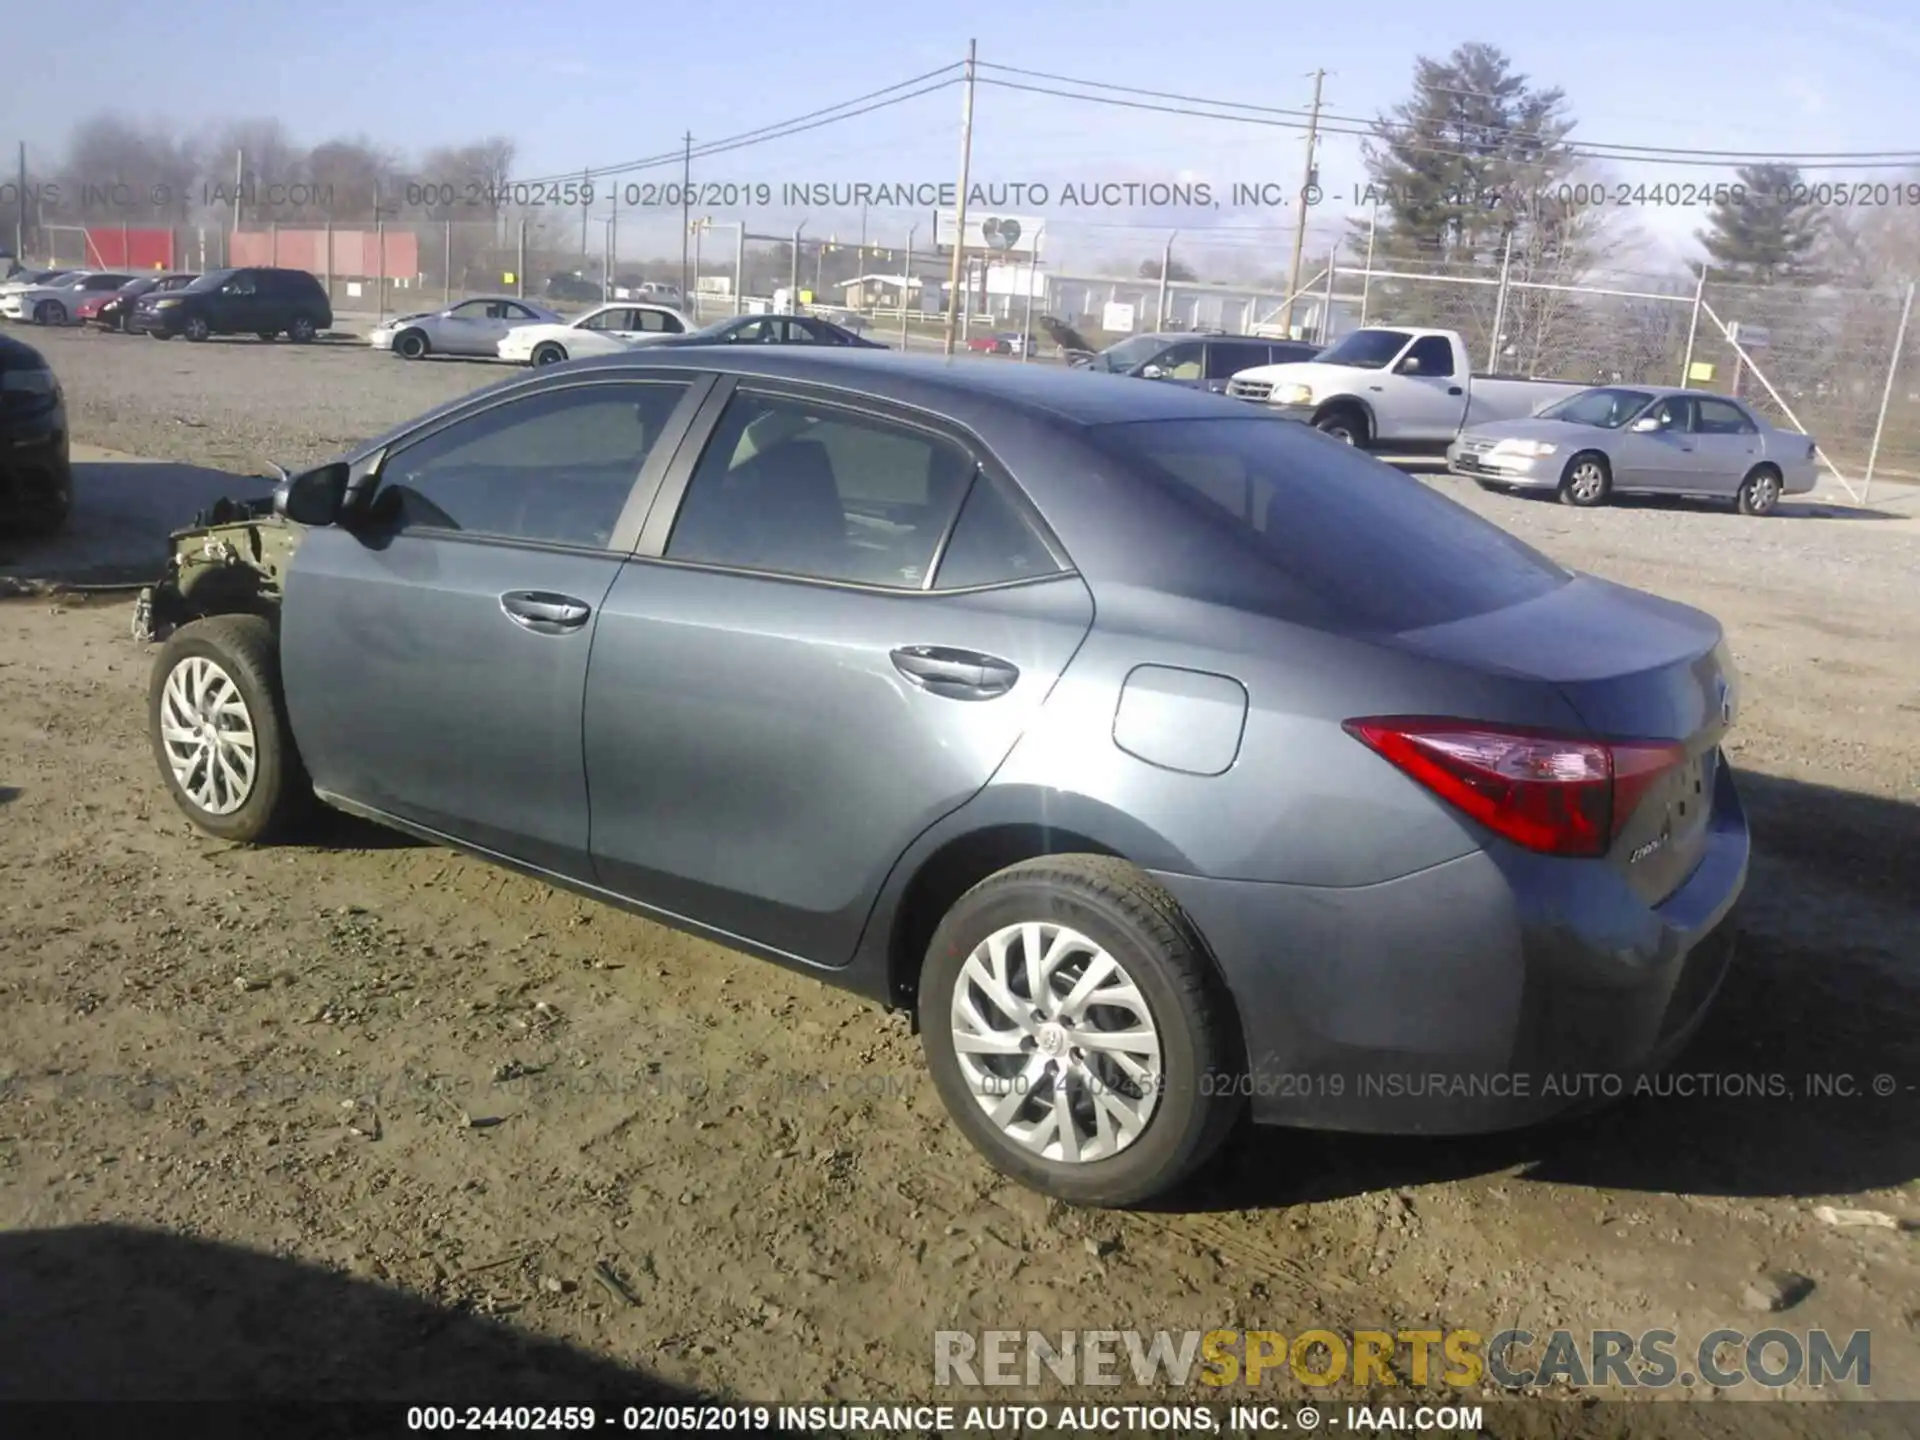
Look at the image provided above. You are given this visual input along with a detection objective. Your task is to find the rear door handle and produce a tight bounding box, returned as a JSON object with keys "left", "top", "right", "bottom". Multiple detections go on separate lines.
{"left": 891, "top": 645, "right": 1019, "bottom": 700}
{"left": 500, "top": 590, "right": 592, "bottom": 633}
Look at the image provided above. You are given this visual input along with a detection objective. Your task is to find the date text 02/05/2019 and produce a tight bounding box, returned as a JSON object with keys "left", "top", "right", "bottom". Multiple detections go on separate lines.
{"left": 1343, "top": 180, "right": 1920, "bottom": 210}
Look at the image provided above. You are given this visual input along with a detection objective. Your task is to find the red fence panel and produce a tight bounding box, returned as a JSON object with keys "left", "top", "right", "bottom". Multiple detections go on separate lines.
{"left": 84, "top": 227, "right": 176, "bottom": 269}
{"left": 228, "top": 229, "right": 419, "bottom": 279}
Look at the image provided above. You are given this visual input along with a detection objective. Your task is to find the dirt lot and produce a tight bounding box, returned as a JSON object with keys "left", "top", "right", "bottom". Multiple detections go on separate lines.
{"left": 2, "top": 326, "right": 1918, "bottom": 1428}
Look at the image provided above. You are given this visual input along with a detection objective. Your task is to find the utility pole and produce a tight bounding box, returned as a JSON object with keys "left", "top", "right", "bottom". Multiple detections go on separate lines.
{"left": 580, "top": 167, "right": 590, "bottom": 258}
{"left": 1280, "top": 68, "right": 1326, "bottom": 338}
{"left": 232, "top": 148, "right": 244, "bottom": 233}
{"left": 943, "top": 40, "right": 978, "bottom": 357}
{"left": 15, "top": 141, "right": 25, "bottom": 261}
{"left": 680, "top": 133, "right": 693, "bottom": 302}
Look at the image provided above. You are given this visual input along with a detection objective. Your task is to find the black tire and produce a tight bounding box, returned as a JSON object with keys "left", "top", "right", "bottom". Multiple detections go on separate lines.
{"left": 918, "top": 855, "right": 1244, "bottom": 1208}
{"left": 183, "top": 316, "right": 210, "bottom": 342}
{"left": 531, "top": 341, "right": 568, "bottom": 366}
{"left": 394, "top": 328, "right": 429, "bottom": 360}
{"left": 1737, "top": 464, "right": 1782, "bottom": 516}
{"left": 288, "top": 314, "right": 318, "bottom": 343}
{"left": 148, "top": 615, "right": 313, "bottom": 845}
{"left": 13, "top": 463, "right": 71, "bottom": 537}
{"left": 33, "top": 299, "right": 67, "bottom": 326}
{"left": 1314, "top": 405, "right": 1370, "bottom": 447}
{"left": 1558, "top": 450, "right": 1611, "bottom": 507}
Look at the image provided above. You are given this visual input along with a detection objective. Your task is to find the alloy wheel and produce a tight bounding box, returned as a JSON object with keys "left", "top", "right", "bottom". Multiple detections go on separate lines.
{"left": 949, "top": 921, "right": 1164, "bottom": 1163}
{"left": 159, "top": 656, "right": 258, "bottom": 816}
{"left": 1568, "top": 459, "right": 1607, "bottom": 503}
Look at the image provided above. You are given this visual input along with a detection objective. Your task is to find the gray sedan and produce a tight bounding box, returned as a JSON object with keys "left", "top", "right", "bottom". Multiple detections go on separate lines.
{"left": 1448, "top": 384, "right": 1819, "bottom": 514}
{"left": 137, "top": 350, "right": 1747, "bottom": 1207}
{"left": 368, "top": 296, "right": 563, "bottom": 359}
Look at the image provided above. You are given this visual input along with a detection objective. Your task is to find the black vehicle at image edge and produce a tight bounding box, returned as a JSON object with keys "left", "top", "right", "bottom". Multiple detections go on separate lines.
{"left": 0, "top": 332, "right": 71, "bottom": 535}
{"left": 130, "top": 266, "right": 333, "bottom": 343}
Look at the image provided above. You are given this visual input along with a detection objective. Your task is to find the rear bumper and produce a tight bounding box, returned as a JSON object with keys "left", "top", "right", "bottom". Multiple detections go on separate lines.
{"left": 1152, "top": 760, "right": 1749, "bottom": 1134}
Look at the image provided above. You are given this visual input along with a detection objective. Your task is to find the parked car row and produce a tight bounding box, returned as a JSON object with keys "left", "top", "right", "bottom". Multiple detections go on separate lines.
{"left": 1222, "top": 325, "right": 1819, "bottom": 515}
{"left": 0, "top": 266, "right": 335, "bottom": 343}
{"left": 373, "top": 298, "right": 887, "bottom": 367}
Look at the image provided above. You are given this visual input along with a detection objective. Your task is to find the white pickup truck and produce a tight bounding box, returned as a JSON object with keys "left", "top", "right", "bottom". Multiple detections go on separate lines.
{"left": 1224, "top": 326, "right": 1589, "bottom": 452}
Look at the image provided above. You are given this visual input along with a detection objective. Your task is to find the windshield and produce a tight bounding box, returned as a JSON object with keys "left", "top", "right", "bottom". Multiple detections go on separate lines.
{"left": 1095, "top": 336, "right": 1166, "bottom": 373}
{"left": 185, "top": 269, "right": 237, "bottom": 293}
{"left": 1088, "top": 416, "right": 1568, "bottom": 632}
{"left": 1536, "top": 387, "right": 1656, "bottom": 428}
{"left": 1314, "top": 329, "right": 1414, "bottom": 370}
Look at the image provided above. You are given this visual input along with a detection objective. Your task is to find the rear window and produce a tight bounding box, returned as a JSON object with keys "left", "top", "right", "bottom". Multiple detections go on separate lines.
{"left": 1089, "top": 417, "right": 1569, "bottom": 632}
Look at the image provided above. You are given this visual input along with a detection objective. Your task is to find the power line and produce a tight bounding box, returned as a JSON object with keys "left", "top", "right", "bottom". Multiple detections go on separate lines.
{"left": 515, "top": 63, "right": 964, "bottom": 186}
{"left": 973, "top": 63, "right": 1920, "bottom": 168}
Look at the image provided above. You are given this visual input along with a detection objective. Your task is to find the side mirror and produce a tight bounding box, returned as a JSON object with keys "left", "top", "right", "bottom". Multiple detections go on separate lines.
{"left": 1139, "top": 363, "right": 1167, "bottom": 380}
{"left": 1631, "top": 415, "right": 1661, "bottom": 433}
{"left": 1396, "top": 356, "right": 1423, "bottom": 375}
{"left": 275, "top": 461, "right": 349, "bottom": 527}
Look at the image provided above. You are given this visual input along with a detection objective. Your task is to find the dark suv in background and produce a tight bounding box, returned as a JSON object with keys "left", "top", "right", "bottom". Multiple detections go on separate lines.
{"left": 1086, "top": 332, "right": 1323, "bottom": 394}
{"left": 131, "top": 267, "right": 332, "bottom": 343}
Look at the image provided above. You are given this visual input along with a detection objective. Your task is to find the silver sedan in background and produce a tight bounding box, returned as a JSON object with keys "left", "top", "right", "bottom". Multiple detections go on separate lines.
{"left": 370, "top": 297, "right": 563, "bottom": 360}
{"left": 1448, "top": 385, "right": 1820, "bottom": 515}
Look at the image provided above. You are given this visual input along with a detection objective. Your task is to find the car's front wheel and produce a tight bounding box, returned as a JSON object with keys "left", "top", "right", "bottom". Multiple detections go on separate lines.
{"left": 1558, "top": 451, "right": 1611, "bottom": 507}
{"left": 531, "top": 341, "right": 568, "bottom": 366}
{"left": 148, "top": 615, "right": 311, "bottom": 844}
{"left": 183, "top": 316, "right": 211, "bottom": 342}
{"left": 394, "top": 328, "right": 429, "bottom": 359}
{"left": 919, "top": 855, "right": 1244, "bottom": 1208}
{"left": 33, "top": 299, "right": 67, "bottom": 326}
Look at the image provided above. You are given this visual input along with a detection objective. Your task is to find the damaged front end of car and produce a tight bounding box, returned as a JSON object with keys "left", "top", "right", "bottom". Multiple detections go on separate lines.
{"left": 133, "top": 473, "right": 308, "bottom": 644}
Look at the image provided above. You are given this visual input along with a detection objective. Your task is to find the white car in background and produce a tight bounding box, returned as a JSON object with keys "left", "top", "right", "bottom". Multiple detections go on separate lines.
{"left": 496, "top": 302, "right": 692, "bottom": 366}
{"left": 368, "top": 296, "right": 563, "bottom": 359}
{"left": 0, "top": 270, "right": 134, "bottom": 325}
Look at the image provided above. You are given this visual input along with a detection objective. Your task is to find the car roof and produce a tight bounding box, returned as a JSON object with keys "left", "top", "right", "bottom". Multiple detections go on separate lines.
{"left": 559, "top": 346, "right": 1249, "bottom": 425}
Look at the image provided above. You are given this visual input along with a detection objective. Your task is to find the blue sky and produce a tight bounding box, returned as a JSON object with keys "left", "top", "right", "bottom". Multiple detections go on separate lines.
{"left": 5, "top": 0, "right": 1918, "bottom": 278}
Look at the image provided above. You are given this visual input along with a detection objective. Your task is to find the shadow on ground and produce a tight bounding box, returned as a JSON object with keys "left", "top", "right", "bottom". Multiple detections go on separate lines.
{"left": 0, "top": 1223, "right": 808, "bottom": 1431}
{"left": 0, "top": 460, "right": 274, "bottom": 588}
{"left": 1464, "top": 481, "right": 1907, "bottom": 522}
{"left": 1188, "top": 769, "right": 1920, "bottom": 1211}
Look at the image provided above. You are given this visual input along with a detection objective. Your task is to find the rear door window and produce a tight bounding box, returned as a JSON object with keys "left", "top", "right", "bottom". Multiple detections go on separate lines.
{"left": 1089, "top": 416, "right": 1568, "bottom": 631}
{"left": 1205, "top": 341, "right": 1269, "bottom": 380}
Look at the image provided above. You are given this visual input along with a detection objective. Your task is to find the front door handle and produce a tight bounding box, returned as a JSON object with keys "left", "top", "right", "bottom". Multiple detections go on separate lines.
{"left": 891, "top": 645, "right": 1019, "bottom": 700}
{"left": 500, "top": 590, "right": 592, "bottom": 633}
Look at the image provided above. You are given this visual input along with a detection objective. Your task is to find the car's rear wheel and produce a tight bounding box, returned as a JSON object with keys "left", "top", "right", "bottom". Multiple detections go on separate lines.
{"left": 531, "top": 341, "right": 568, "bottom": 366}
{"left": 394, "top": 328, "right": 429, "bottom": 359}
{"left": 1314, "top": 406, "right": 1369, "bottom": 447}
{"left": 33, "top": 299, "right": 67, "bottom": 326}
{"left": 919, "top": 855, "right": 1244, "bottom": 1208}
{"left": 1558, "top": 451, "right": 1611, "bottom": 507}
{"left": 183, "top": 317, "right": 211, "bottom": 342}
{"left": 288, "top": 314, "right": 318, "bottom": 343}
{"left": 148, "top": 615, "right": 311, "bottom": 844}
{"left": 1737, "top": 464, "right": 1782, "bottom": 516}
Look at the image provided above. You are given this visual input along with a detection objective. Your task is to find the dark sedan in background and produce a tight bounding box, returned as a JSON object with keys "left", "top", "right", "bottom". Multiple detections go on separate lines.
{"left": 0, "top": 332, "right": 71, "bottom": 535}
{"left": 649, "top": 313, "right": 887, "bottom": 348}
{"left": 82, "top": 272, "right": 197, "bottom": 331}
{"left": 138, "top": 347, "right": 1745, "bottom": 1207}
{"left": 1081, "top": 331, "right": 1323, "bottom": 393}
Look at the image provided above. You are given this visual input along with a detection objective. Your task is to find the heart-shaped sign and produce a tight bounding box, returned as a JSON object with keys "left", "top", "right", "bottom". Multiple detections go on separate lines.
{"left": 980, "top": 216, "right": 1022, "bottom": 251}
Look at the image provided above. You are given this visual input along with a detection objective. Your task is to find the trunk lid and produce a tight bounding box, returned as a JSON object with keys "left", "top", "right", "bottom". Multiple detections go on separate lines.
{"left": 1387, "top": 573, "right": 1735, "bottom": 904}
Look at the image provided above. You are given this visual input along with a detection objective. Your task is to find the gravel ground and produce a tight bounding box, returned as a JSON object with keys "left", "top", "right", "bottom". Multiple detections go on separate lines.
{"left": 1, "top": 323, "right": 1917, "bottom": 1425}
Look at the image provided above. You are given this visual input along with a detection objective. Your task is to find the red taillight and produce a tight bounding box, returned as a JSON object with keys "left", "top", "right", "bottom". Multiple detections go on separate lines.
{"left": 1343, "top": 717, "right": 1686, "bottom": 859}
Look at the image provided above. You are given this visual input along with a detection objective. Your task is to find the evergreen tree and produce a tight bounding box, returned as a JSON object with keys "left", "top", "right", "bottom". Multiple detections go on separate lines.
{"left": 1695, "top": 163, "right": 1826, "bottom": 283}
{"left": 1357, "top": 42, "right": 1575, "bottom": 268}
{"left": 1138, "top": 255, "right": 1197, "bottom": 282}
